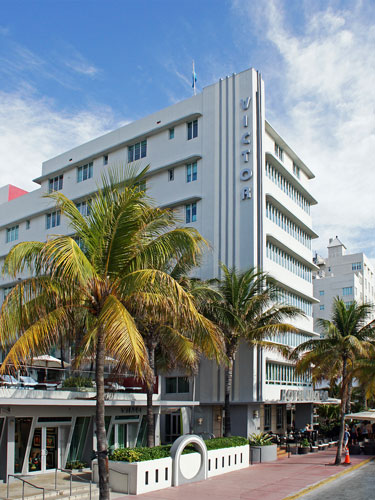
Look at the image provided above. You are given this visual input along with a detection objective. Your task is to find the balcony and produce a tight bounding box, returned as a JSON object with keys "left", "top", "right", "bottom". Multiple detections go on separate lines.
{"left": 0, "top": 357, "right": 157, "bottom": 401}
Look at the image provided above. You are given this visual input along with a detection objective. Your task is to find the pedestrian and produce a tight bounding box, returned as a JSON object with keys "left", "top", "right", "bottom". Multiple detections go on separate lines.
{"left": 366, "top": 421, "right": 372, "bottom": 439}
{"left": 361, "top": 421, "right": 368, "bottom": 440}
{"left": 350, "top": 424, "right": 357, "bottom": 444}
{"left": 343, "top": 425, "right": 350, "bottom": 450}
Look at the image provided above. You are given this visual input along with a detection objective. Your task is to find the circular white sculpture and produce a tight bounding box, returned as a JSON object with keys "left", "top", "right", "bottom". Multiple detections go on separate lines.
{"left": 170, "top": 434, "right": 208, "bottom": 486}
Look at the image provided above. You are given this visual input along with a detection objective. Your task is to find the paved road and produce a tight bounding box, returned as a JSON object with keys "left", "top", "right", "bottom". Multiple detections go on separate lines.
{"left": 300, "top": 460, "right": 375, "bottom": 500}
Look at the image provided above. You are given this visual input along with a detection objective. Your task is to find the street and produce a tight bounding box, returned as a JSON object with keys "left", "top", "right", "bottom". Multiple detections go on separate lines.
{"left": 301, "top": 460, "right": 375, "bottom": 500}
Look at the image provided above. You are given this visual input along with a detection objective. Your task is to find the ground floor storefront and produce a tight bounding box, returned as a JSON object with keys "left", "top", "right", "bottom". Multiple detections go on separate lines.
{"left": 0, "top": 390, "right": 195, "bottom": 482}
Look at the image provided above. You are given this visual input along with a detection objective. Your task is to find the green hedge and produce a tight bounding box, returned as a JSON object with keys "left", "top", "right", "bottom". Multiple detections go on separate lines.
{"left": 62, "top": 376, "right": 93, "bottom": 388}
{"left": 109, "top": 436, "right": 248, "bottom": 463}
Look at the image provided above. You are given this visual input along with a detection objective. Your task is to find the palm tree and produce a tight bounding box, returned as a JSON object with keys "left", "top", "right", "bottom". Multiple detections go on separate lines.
{"left": 0, "top": 165, "right": 220, "bottom": 500}
{"left": 292, "top": 299, "right": 375, "bottom": 465}
{"left": 205, "top": 264, "right": 301, "bottom": 437}
{"left": 131, "top": 253, "right": 223, "bottom": 447}
{"left": 352, "top": 359, "right": 375, "bottom": 408}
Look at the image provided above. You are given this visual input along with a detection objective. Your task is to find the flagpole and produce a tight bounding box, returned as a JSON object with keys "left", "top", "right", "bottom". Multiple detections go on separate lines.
{"left": 192, "top": 60, "right": 196, "bottom": 96}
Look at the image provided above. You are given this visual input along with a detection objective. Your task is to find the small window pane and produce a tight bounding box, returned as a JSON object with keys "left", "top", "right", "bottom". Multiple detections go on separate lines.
{"left": 177, "top": 377, "right": 189, "bottom": 393}
{"left": 191, "top": 202, "right": 197, "bottom": 222}
{"left": 165, "top": 378, "right": 177, "bottom": 393}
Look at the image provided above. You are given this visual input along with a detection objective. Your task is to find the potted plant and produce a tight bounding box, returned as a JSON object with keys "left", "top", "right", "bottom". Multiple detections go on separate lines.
{"left": 298, "top": 438, "right": 310, "bottom": 454}
{"left": 65, "top": 460, "right": 87, "bottom": 471}
{"left": 249, "top": 432, "right": 277, "bottom": 462}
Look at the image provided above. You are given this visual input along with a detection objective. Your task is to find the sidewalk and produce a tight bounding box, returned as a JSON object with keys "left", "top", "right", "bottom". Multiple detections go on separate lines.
{"left": 111, "top": 448, "right": 372, "bottom": 500}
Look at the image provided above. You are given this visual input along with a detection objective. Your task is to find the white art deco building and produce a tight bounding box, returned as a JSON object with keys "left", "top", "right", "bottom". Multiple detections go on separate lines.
{"left": 0, "top": 68, "right": 320, "bottom": 478}
{"left": 313, "top": 237, "right": 375, "bottom": 333}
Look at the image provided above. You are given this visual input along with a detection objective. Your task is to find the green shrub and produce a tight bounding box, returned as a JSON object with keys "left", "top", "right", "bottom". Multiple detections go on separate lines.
{"left": 111, "top": 445, "right": 171, "bottom": 462}
{"left": 300, "top": 438, "right": 310, "bottom": 448}
{"left": 65, "top": 460, "right": 86, "bottom": 469}
{"left": 62, "top": 376, "right": 93, "bottom": 388}
{"left": 109, "top": 436, "right": 248, "bottom": 462}
{"left": 249, "top": 432, "right": 274, "bottom": 446}
{"left": 204, "top": 436, "right": 248, "bottom": 450}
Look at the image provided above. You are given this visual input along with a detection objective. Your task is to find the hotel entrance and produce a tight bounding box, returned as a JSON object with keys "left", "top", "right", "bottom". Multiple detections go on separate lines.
{"left": 29, "top": 427, "right": 58, "bottom": 473}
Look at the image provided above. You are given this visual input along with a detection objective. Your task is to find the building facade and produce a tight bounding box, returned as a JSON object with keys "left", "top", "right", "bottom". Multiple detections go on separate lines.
{"left": 0, "top": 68, "right": 320, "bottom": 478}
{"left": 313, "top": 237, "right": 375, "bottom": 332}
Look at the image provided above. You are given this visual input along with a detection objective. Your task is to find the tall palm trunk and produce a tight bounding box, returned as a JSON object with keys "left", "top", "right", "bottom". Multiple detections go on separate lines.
{"left": 224, "top": 356, "right": 234, "bottom": 437}
{"left": 335, "top": 357, "right": 348, "bottom": 465}
{"left": 95, "top": 328, "right": 109, "bottom": 500}
{"left": 146, "top": 338, "right": 156, "bottom": 447}
{"left": 346, "top": 379, "right": 353, "bottom": 414}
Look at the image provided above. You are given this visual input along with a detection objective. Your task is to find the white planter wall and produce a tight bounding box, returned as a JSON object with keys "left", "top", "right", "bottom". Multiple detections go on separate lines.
{"left": 207, "top": 445, "right": 249, "bottom": 477}
{"left": 93, "top": 444, "right": 250, "bottom": 495}
{"left": 93, "top": 457, "right": 173, "bottom": 495}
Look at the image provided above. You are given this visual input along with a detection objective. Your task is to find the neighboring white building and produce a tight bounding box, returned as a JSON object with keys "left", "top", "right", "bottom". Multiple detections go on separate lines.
{"left": 313, "top": 237, "right": 375, "bottom": 333}
{"left": 0, "top": 68, "right": 320, "bottom": 478}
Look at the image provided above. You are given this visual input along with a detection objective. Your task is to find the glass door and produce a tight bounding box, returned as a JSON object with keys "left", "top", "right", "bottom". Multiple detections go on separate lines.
{"left": 29, "top": 428, "right": 42, "bottom": 472}
{"left": 45, "top": 427, "right": 58, "bottom": 470}
{"left": 28, "top": 427, "right": 58, "bottom": 472}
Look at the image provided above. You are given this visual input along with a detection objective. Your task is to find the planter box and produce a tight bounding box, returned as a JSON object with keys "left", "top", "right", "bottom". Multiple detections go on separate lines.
{"left": 207, "top": 445, "right": 249, "bottom": 477}
{"left": 250, "top": 444, "right": 277, "bottom": 463}
{"left": 349, "top": 444, "right": 361, "bottom": 455}
{"left": 93, "top": 457, "right": 172, "bottom": 495}
{"left": 298, "top": 447, "right": 310, "bottom": 455}
{"left": 363, "top": 444, "right": 375, "bottom": 455}
{"left": 93, "top": 444, "right": 249, "bottom": 495}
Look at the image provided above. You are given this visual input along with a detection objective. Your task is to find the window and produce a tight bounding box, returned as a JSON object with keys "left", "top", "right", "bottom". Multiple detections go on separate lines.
{"left": 266, "top": 362, "right": 312, "bottom": 387}
{"left": 135, "top": 180, "right": 146, "bottom": 192}
{"left": 266, "top": 241, "right": 312, "bottom": 282}
{"left": 275, "top": 143, "right": 284, "bottom": 161}
{"left": 185, "top": 202, "right": 197, "bottom": 223}
{"left": 320, "top": 305, "right": 325, "bottom": 310}
{"left": 293, "top": 163, "right": 300, "bottom": 178}
{"left": 277, "top": 405, "right": 283, "bottom": 428}
{"left": 25, "top": 220, "right": 30, "bottom": 230}
{"left": 3, "top": 286, "right": 14, "bottom": 300}
{"left": 345, "top": 301, "right": 354, "bottom": 309}
{"left": 352, "top": 262, "right": 362, "bottom": 271}
{"left": 49, "top": 175, "right": 63, "bottom": 193}
{"left": 169, "top": 128, "right": 174, "bottom": 139}
{"left": 264, "top": 405, "right": 271, "bottom": 431}
{"left": 319, "top": 290, "right": 324, "bottom": 296}
{"left": 76, "top": 200, "right": 91, "bottom": 216}
{"left": 77, "top": 162, "right": 93, "bottom": 183}
{"left": 6, "top": 225, "right": 19, "bottom": 243}
{"left": 48, "top": 175, "right": 63, "bottom": 193}
{"left": 187, "top": 120, "right": 198, "bottom": 140}
{"left": 165, "top": 377, "right": 189, "bottom": 394}
{"left": 103, "top": 155, "right": 109, "bottom": 165}
{"left": 128, "top": 140, "right": 147, "bottom": 162}
{"left": 265, "top": 162, "right": 310, "bottom": 214}
{"left": 343, "top": 287, "right": 353, "bottom": 296}
{"left": 265, "top": 201, "right": 311, "bottom": 249}
{"left": 186, "top": 162, "right": 197, "bottom": 182}
{"left": 168, "top": 169, "right": 174, "bottom": 182}
{"left": 46, "top": 211, "right": 61, "bottom": 229}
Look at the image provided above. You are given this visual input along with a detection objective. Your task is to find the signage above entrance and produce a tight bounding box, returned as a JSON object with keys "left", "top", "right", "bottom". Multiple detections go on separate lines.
{"left": 280, "top": 389, "right": 328, "bottom": 402}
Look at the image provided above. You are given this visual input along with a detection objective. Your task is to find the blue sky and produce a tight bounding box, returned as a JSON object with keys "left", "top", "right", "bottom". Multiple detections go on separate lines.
{"left": 0, "top": 0, "right": 374, "bottom": 259}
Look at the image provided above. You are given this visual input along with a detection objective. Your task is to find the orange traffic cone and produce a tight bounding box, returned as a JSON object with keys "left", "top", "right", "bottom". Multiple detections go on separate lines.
{"left": 343, "top": 447, "right": 351, "bottom": 465}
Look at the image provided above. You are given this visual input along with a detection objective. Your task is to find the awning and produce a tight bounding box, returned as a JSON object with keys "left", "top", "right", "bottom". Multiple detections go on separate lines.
{"left": 345, "top": 410, "right": 375, "bottom": 421}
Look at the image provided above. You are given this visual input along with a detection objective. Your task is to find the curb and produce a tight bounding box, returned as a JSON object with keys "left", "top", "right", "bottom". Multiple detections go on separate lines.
{"left": 282, "top": 457, "right": 374, "bottom": 500}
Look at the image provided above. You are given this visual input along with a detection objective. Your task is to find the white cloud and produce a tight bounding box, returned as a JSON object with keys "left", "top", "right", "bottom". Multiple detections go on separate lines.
{"left": 63, "top": 51, "right": 99, "bottom": 77}
{"left": 0, "top": 88, "right": 118, "bottom": 191}
{"left": 233, "top": 0, "right": 375, "bottom": 257}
